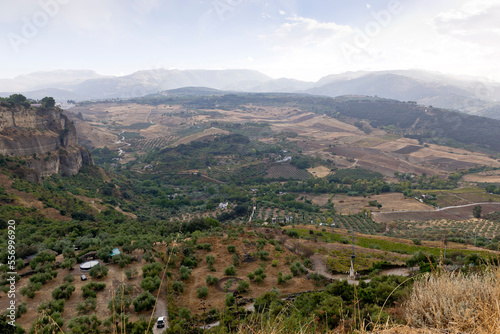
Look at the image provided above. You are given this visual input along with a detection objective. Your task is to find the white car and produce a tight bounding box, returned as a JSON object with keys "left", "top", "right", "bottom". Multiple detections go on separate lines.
{"left": 157, "top": 317, "right": 165, "bottom": 328}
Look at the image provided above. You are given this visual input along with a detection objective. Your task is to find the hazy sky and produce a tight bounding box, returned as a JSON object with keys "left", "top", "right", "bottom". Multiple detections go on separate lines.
{"left": 1, "top": 0, "right": 499, "bottom": 82}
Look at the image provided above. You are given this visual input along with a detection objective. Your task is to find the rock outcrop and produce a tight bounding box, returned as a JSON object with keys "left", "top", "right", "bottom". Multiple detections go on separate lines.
{"left": 0, "top": 105, "right": 93, "bottom": 182}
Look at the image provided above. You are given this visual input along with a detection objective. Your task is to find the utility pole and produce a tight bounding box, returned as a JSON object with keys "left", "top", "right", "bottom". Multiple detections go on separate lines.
{"left": 349, "top": 228, "right": 356, "bottom": 279}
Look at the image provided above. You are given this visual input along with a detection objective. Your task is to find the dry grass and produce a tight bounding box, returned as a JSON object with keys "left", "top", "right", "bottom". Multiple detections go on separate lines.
{"left": 403, "top": 267, "right": 500, "bottom": 333}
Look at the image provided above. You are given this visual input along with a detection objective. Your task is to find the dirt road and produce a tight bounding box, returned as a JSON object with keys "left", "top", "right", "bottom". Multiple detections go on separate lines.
{"left": 152, "top": 298, "right": 168, "bottom": 334}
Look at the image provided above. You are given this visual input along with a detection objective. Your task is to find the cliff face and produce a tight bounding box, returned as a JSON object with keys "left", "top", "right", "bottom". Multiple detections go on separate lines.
{"left": 0, "top": 106, "right": 93, "bottom": 182}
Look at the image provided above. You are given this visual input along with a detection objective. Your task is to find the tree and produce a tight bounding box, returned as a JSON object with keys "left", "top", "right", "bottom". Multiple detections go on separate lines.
{"left": 41, "top": 96, "right": 56, "bottom": 109}
{"left": 133, "top": 291, "right": 156, "bottom": 312}
{"left": 140, "top": 276, "right": 161, "bottom": 292}
{"left": 473, "top": 205, "right": 482, "bottom": 219}
{"left": 61, "top": 258, "right": 76, "bottom": 270}
{"left": 89, "top": 264, "right": 108, "bottom": 279}
{"left": 52, "top": 283, "right": 75, "bottom": 300}
{"left": 67, "top": 314, "right": 102, "bottom": 334}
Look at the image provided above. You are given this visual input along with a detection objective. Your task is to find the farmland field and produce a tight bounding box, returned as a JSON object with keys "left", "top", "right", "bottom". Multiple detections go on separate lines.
{"left": 373, "top": 202, "right": 500, "bottom": 223}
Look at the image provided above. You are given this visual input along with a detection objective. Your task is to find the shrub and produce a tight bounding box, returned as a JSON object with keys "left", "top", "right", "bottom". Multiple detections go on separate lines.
{"left": 89, "top": 264, "right": 109, "bottom": 279}
{"left": 225, "top": 293, "right": 236, "bottom": 307}
{"left": 179, "top": 265, "right": 192, "bottom": 280}
{"left": 179, "top": 307, "right": 191, "bottom": 320}
{"left": 76, "top": 297, "right": 96, "bottom": 315}
{"left": 38, "top": 299, "right": 65, "bottom": 315}
{"left": 196, "top": 243, "right": 211, "bottom": 251}
{"left": 81, "top": 282, "right": 106, "bottom": 298}
{"left": 125, "top": 267, "right": 139, "bottom": 279}
{"left": 227, "top": 245, "right": 236, "bottom": 253}
{"left": 52, "top": 283, "right": 75, "bottom": 300}
{"left": 224, "top": 265, "right": 237, "bottom": 276}
{"left": 237, "top": 280, "right": 250, "bottom": 293}
{"left": 173, "top": 280, "right": 185, "bottom": 293}
{"left": 272, "top": 260, "right": 278, "bottom": 267}
{"left": 67, "top": 314, "right": 101, "bottom": 333}
{"left": 63, "top": 274, "right": 74, "bottom": 283}
{"left": 232, "top": 253, "right": 240, "bottom": 266}
{"left": 290, "top": 261, "right": 307, "bottom": 277}
{"left": 277, "top": 271, "right": 293, "bottom": 285}
{"left": 257, "top": 250, "right": 270, "bottom": 261}
{"left": 206, "top": 275, "right": 219, "bottom": 286}
{"left": 140, "top": 276, "right": 161, "bottom": 292}
{"left": 197, "top": 286, "right": 209, "bottom": 299}
{"left": 133, "top": 291, "right": 156, "bottom": 312}
{"left": 206, "top": 254, "right": 216, "bottom": 271}
{"left": 142, "top": 262, "right": 163, "bottom": 278}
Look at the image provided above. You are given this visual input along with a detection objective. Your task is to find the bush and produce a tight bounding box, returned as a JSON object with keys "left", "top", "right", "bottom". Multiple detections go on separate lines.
{"left": 133, "top": 291, "right": 156, "bottom": 312}
{"left": 272, "top": 260, "right": 278, "bottom": 267}
{"left": 237, "top": 280, "right": 250, "bottom": 293}
{"left": 277, "top": 271, "right": 293, "bottom": 285}
{"left": 227, "top": 245, "right": 236, "bottom": 253}
{"left": 76, "top": 298, "right": 96, "bottom": 315}
{"left": 38, "top": 299, "right": 65, "bottom": 315}
{"left": 63, "top": 274, "right": 74, "bottom": 283}
{"left": 125, "top": 267, "right": 139, "bottom": 279}
{"left": 257, "top": 250, "right": 270, "bottom": 261}
{"left": 224, "top": 265, "right": 237, "bottom": 276}
{"left": 206, "top": 275, "right": 219, "bottom": 286}
{"left": 52, "top": 283, "right": 75, "bottom": 300}
{"left": 142, "top": 262, "right": 163, "bottom": 278}
{"left": 140, "top": 276, "right": 161, "bottom": 292}
{"left": 206, "top": 254, "right": 216, "bottom": 271}
{"left": 290, "top": 261, "right": 307, "bottom": 277}
{"left": 197, "top": 286, "right": 209, "bottom": 299}
{"left": 81, "top": 282, "right": 106, "bottom": 298}
{"left": 173, "top": 280, "right": 185, "bottom": 293}
{"left": 67, "top": 314, "right": 101, "bottom": 333}
{"left": 179, "top": 265, "right": 192, "bottom": 280}
{"left": 89, "top": 264, "right": 108, "bottom": 279}
{"left": 196, "top": 243, "right": 211, "bottom": 251}
{"left": 225, "top": 293, "right": 236, "bottom": 307}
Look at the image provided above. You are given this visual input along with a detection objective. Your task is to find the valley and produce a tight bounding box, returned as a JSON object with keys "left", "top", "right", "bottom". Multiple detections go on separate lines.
{"left": 1, "top": 93, "right": 500, "bottom": 333}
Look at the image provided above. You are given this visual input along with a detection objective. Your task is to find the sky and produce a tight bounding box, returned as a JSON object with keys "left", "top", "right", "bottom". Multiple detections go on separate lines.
{"left": 1, "top": 0, "right": 500, "bottom": 82}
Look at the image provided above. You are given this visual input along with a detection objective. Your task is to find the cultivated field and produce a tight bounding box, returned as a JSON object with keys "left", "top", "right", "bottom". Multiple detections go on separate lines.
{"left": 67, "top": 103, "right": 500, "bottom": 179}
{"left": 373, "top": 203, "right": 500, "bottom": 223}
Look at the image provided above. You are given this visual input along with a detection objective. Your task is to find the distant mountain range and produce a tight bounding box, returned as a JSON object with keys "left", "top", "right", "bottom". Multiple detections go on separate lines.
{"left": 2, "top": 68, "right": 500, "bottom": 119}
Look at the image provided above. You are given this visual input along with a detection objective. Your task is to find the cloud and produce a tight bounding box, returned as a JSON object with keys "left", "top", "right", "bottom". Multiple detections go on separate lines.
{"left": 433, "top": 0, "right": 500, "bottom": 44}
{"left": 261, "top": 16, "right": 354, "bottom": 50}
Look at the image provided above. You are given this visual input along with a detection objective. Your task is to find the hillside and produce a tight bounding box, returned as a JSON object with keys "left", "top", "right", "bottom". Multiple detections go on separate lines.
{"left": 1, "top": 92, "right": 500, "bottom": 333}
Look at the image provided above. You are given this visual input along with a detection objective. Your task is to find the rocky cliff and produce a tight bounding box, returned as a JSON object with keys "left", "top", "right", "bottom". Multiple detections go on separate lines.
{"left": 0, "top": 105, "right": 93, "bottom": 182}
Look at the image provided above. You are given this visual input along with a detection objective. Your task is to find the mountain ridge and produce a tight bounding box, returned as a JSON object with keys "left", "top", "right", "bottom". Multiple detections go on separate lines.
{"left": 2, "top": 68, "right": 500, "bottom": 118}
